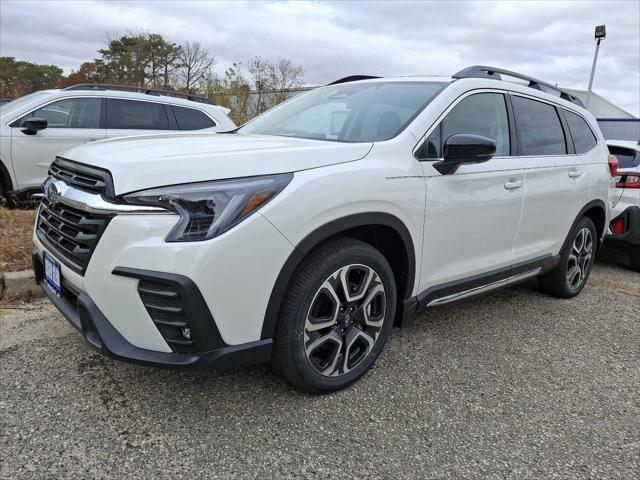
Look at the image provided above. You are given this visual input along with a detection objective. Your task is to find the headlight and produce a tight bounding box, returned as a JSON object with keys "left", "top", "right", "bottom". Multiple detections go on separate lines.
{"left": 123, "top": 173, "right": 292, "bottom": 242}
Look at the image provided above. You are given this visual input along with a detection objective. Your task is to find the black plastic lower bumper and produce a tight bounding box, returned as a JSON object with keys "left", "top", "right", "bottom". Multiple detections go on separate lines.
{"left": 606, "top": 206, "right": 640, "bottom": 247}
{"left": 32, "top": 252, "right": 272, "bottom": 370}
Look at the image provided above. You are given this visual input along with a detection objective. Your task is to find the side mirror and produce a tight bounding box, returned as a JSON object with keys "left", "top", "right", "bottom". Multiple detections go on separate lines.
{"left": 434, "top": 134, "right": 496, "bottom": 175}
{"left": 22, "top": 117, "right": 48, "bottom": 135}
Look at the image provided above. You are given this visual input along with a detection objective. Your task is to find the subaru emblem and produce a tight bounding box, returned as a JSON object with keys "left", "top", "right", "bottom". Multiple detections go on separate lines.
{"left": 45, "top": 180, "right": 64, "bottom": 205}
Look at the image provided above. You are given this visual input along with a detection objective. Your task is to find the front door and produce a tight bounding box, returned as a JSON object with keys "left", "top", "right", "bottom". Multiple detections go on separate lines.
{"left": 10, "top": 97, "right": 106, "bottom": 189}
{"left": 417, "top": 91, "right": 524, "bottom": 293}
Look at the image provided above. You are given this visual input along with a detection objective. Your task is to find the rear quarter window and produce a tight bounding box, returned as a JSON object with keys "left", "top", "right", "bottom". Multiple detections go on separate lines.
{"left": 608, "top": 146, "right": 640, "bottom": 169}
{"left": 172, "top": 106, "right": 216, "bottom": 130}
{"left": 564, "top": 110, "right": 597, "bottom": 154}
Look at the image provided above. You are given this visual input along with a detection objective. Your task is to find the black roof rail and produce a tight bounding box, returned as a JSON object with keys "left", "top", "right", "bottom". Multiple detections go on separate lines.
{"left": 327, "top": 75, "right": 381, "bottom": 85}
{"left": 452, "top": 66, "right": 584, "bottom": 107}
{"left": 63, "top": 84, "right": 216, "bottom": 105}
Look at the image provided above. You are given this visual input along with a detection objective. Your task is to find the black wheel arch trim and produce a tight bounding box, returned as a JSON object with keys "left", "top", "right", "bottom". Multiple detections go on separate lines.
{"left": 563, "top": 199, "right": 607, "bottom": 255}
{"left": 261, "top": 212, "right": 416, "bottom": 340}
{"left": 0, "top": 158, "right": 13, "bottom": 192}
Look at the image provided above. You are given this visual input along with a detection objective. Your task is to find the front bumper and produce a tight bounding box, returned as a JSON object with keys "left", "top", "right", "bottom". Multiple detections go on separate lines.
{"left": 33, "top": 252, "right": 272, "bottom": 370}
{"left": 606, "top": 205, "right": 640, "bottom": 247}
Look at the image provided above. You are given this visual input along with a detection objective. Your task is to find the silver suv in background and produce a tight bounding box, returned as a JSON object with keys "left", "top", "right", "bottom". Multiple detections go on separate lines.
{"left": 0, "top": 85, "right": 236, "bottom": 205}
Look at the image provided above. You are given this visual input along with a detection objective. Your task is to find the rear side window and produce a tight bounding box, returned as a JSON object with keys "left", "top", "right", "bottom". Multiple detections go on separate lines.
{"left": 107, "top": 99, "right": 170, "bottom": 130}
{"left": 420, "top": 93, "right": 510, "bottom": 159}
{"left": 564, "top": 110, "right": 597, "bottom": 153}
{"left": 512, "top": 96, "right": 566, "bottom": 156}
{"left": 608, "top": 146, "right": 640, "bottom": 168}
{"left": 172, "top": 106, "right": 216, "bottom": 130}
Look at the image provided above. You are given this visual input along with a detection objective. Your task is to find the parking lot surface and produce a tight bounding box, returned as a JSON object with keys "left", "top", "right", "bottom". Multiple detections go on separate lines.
{"left": 1, "top": 248, "right": 638, "bottom": 479}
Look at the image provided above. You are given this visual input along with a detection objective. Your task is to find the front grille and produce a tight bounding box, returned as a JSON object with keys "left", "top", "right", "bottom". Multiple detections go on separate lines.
{"left": 36, "top": 197, "right": 112, "bottom": 274}
{"left": 138, "top": 280, "right": 194, "bottom": 351}
{"left": 49, "top": 158, "right": 111, "bottom": 195}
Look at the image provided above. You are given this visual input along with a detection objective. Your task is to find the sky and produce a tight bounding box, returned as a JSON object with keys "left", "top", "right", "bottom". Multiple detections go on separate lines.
{"left": 1, "top": 0, "right": 638, "bottom": 116}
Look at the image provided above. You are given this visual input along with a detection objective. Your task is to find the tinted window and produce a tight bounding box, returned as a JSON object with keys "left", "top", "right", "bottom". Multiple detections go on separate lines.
{"left": 564, "top": 110, "right": 597, "bottom": 154}
{"left": 19, "top": 98, "right": 101, "bottom": 128}
{"left": 172, "top": 106, "right": 216, "bottom": 130}
{"left": 512, "top": 96, "right": 566, "bottom": 156}
{"left": 107, "top": 99, "right": 169, "bottom": 130}
{"left": 608, "top": 146, "right": 640, "bottom": 169}
{"left": 421, "top": 93, "right": 510, "bottom": 159}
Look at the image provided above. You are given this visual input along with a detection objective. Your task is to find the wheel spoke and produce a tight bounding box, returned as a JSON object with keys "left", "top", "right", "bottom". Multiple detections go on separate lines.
{"left": 305, "top": 278, "right": 340, "bottom": 332}
{"left": 566, "top": 264, "right": 581, "bottom": 287}
{"left": 306, "top": 328, "right": 343, "bottom": 375}
{"left": 361, "top": 283, "right": 386, "bottom": 327}
{"left": 342, "top": 326, "right": 375, "bottom": 374}
{"left": 339, "top": 265, "right": 374, "bottom": 302}
{"left": 573, "top": 229, "right": 585, "bottom": 254}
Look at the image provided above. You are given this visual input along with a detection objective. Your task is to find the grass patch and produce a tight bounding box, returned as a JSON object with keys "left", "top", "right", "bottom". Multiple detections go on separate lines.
{"left": 0, "top": 207, "right": 38, "bottom": 272}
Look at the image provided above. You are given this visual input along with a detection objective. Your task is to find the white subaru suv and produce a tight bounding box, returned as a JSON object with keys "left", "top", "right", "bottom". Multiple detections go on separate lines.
{"left": 0, "top": 85, "right": 235, "bottom": 205}
{"left": 33, "top": 66, "right": 613, "bottom": 392}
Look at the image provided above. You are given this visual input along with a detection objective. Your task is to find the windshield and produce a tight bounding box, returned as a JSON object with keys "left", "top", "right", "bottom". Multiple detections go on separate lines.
{"left": 0, "top": 91, "right": 51, "bottom": 115}
{"left": 239, "top": 81, "right": 446, "bottom": 142}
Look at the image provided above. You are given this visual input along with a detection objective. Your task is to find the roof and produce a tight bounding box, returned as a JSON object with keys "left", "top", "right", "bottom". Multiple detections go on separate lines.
{"left": 564, "top": 89, "right": 636, "bottom": 119}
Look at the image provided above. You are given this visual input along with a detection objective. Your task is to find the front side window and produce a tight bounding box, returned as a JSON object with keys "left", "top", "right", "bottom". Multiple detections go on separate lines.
{"left": 564, "top": 110, "right": 597, "bottom": 154}
{"left": 239, "top": 81, "right": 446, "bottom": 142}
{"left": 512, "top": 96, "right": 566, "bottom": 156}
{"left": 19, "top": 97, "right": 101, "bottom": 128}
{"left": 107, "top": 99, "right": 170, "bottom": 130}
{"left": 172, "top": 105, "right": 216, "bottom": 130}
{"left": 420, "top": 93, "right": 510, "bottom": 159}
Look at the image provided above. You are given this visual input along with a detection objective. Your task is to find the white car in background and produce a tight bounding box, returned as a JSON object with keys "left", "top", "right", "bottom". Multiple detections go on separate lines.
{"left": 0, "top": 85, "right": 235, "bottom": 205}
{"left": 32, "top": 66, "right": 613, "bottom": 392}
{"left": 607, "top": 140, "right": 640, "bottom": 271}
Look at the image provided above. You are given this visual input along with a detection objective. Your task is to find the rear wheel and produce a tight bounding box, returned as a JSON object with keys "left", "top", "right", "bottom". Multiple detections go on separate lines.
{"left": 538, "top": 216, "right": 597, "bottom": 298}
{"left": 272, "top": 238, "right": 396, "bottom": 393}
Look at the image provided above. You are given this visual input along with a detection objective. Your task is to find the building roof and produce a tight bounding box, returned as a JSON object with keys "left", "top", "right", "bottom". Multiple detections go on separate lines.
{"left": 564, "top": 89, "right": 636, "bottom": 119}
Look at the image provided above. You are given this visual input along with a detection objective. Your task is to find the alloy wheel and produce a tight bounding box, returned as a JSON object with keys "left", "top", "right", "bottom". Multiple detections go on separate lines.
{"left": 304, "top": 264, "right": 387, "bottom": 377}
{"left": 566, "top": 227, "right": 593, "bottom": 291}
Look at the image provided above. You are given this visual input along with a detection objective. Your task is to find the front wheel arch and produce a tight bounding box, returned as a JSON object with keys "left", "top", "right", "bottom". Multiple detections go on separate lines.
{"left": 261, "top": 212, "right": 416, "bottom": 340}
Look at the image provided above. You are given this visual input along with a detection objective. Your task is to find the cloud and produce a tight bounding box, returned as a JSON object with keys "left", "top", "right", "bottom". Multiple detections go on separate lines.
{"left": 0, "top": 0, "right": 638, "bottom": 115}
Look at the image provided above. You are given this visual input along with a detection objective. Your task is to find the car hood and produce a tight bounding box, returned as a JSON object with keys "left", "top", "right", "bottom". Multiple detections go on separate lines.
{"left": 61, "top": 133, "right": 373, "bottom": 194}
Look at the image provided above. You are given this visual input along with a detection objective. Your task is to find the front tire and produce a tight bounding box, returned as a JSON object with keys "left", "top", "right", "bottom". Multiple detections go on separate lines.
{"left": 538, "top": 216, "right": 597, "bottom": 298}
{"left": 272, "top": 237, "right": 397, "bottom": 393}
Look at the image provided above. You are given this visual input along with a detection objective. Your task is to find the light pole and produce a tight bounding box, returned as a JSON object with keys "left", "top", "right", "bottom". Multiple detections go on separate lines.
{"left": 587, "top": 24, "right": 606, "bottom": 109}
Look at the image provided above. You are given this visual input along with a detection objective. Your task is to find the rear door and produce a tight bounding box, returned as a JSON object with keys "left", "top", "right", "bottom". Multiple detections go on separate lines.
{"left": 105, "top": 98, "right": 175, "bottom": 139}
{"left": 418, "top": 91, "right": 525, "bottom": 291}
{"left": 10, "top": 97, "right": 106, "bottom": 189}
{"left": 510, "top": 95, "right": 591, "bottom": 263}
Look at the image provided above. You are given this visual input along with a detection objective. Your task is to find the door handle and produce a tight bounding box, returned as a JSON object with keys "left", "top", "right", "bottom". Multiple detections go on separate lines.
{"left": 569, "top": 169, "right": 583, "bottom": 178}
{"left": 504, "top": 180, "right": 522, "bottom": 190}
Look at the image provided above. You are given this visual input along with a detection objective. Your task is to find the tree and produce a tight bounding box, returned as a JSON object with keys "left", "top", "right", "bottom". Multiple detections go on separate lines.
{"left": 271, "top": 58, "right": 304, "bottom": 105}
{"left": 58, "top": 62, "right": 98, "bottom": 88}
{"left": 94, "top": 33, "right": 181, "bottom": 88}
{"left": 174, "top": 41, "right": 214, "bottom": 93}
{"left": 207, "top": 63, "right": 251, "bottom": 124}
{"left": 0, "top": 57, "right": 63, "bottom": 98}
{"left": 145, "top": 34, "right": 181, "bottom": 88}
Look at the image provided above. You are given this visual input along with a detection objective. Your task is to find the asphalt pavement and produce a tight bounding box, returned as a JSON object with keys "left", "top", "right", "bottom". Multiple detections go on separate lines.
{"left": 1, "top": 247, "right": 638, "bottom": 479}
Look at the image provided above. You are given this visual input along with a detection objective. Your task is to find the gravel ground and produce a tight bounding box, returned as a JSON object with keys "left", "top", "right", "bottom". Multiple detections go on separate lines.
{"left": 1, "top": 248, "right": 638, "bottom": 479}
